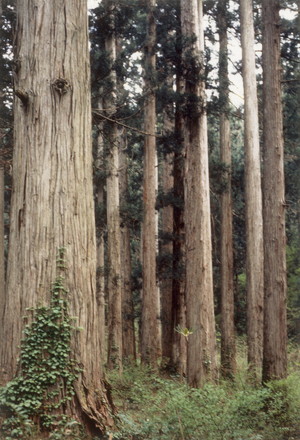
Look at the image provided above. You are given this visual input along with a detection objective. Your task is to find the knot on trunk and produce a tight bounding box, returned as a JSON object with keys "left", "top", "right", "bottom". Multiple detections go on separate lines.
{"left": 52, "top": 78, "right": 71, "bottom": 96}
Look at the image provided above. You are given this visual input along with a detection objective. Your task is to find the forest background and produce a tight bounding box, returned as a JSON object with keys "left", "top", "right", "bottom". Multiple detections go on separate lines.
{"left": 0, "top": 0, "right": 300, "bottom": 439}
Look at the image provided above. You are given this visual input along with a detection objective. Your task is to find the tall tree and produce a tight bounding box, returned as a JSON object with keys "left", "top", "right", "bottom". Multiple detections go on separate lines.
{"left": 160, "top": 72, "right": 174, "bottom": 365}
{"left": 217, "top": 0, "right": 236, "bottom": 379}
{"left": 103, "top": 0, "right": 123, "bottom": 371}
{"left": 181, "top": 0, "right": 217, "bottom": 386}
{"left": 240, "top": 0, "right": 264, "bottom": 379}
{"left": 95, "top": 93, "right": 106, "bottom": 363}
{"left": 141, "top": 0, "right": 161, "bottom": 366}
{"left": 0, "top": 0, "right": 6, "bottom": 333}
{"left": 262, "top": 0, "right": 288, "bottom": 382}
{"left": 119, "top": 131, "right": 136, "bottom": 362}
{"left": 0, "top": 0, "right": 113, "bottom": 433}
{"left": 172, "top": 83, "right": 187, "bottom": 376}
{"left": 172, "top": 5, "right": 187, "bottom": 376}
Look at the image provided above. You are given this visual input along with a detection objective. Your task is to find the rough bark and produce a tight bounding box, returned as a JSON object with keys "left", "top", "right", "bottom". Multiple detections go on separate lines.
{"left": 119, "top": 133, "right": 136, "bottom": 362}
{"left": 262, "top": 0, "right": 287, "bottom": 382}
{"left": 240, "top": 0, "right": 264, "bottom": 380}
{"left": 0, "top": 0, "right": 6, "bottom": 335}
{"left": 96, "top": 94, "right": 106, "bottom": 363}
{"left": 0, "top": 166, "right": 4, "bottom": 330}
{"left": 160, "top": 75, "right": 174, "bottom": 365}
{"left": 104, "top": 0, "right": 123, "bottom": 371}
{"left": 181, "top": 0, "right": 217, "bottom": 387}
{"left": 0, "top": 0, "right": 113, "bottom": 433}
{"left": 218, "top": 0, "right": 236, "bottom": 380}
{"left": 172, "top": 96, "right": 187, "bottom": 376}
{"left": 141, "top": 0, "right": 161, "bottom": 366}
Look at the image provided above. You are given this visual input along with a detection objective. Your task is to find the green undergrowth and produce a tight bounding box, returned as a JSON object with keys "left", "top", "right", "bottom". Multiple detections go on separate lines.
{"left": 0, "top": 249, "right": 83, "bottom": 440}
{"left": 108, "top": 361, "right": 300, "bottom": 440}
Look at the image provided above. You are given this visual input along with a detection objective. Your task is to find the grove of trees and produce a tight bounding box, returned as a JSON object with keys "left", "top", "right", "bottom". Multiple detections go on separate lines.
{"left": 0, "top": 0, "right": 299, "bottom": 438}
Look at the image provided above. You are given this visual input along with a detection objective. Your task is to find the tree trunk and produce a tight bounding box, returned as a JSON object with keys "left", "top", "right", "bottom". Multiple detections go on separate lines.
{"left": 240, "top": 0, "right": 264, "bottom": 380}
{"left": 0, "top": 0, "right": 113, "bottom": 433}
{"left": 262, "top": 0, "right": 287, "bottom": 382}
{"left": 119, "top": 132, "right": 136, "bottom": 362}
{"left": 0, "top": 166, "right": 5, "bottom": 332}
{"left": 181, "top": 0, "right": 217, "bottom": 387}
{"left": 0, "top": 0, "right": 6, "bottom": 337}
{"left": 171, "top": 66, "right": 187, "bottom": 377}
{"left": 96, "top": 93, "right": 106, "bottom": 364}
{"left": 141, "top": 0, "right": 161, "bottom": 366}
{"left": 218, "top": 0, "right": 236, "bottom": 380}
{"left": 160, "top": 74, "right": 174, "bottom": 365}
{"left": 104, "top": 0, "right": 123, "bottom": 372}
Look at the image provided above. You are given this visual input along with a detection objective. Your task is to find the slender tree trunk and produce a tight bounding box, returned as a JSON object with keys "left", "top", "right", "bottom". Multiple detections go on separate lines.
{"left": 240, "top": 0, "right": 264, "bottom": 380}
{"left": 181, "top": 0, "right": 217, "bottom": 387}
{"left": 0, "top": 0, "right": 113, "bottom": 432}
{"left": 262, "top": 0, "right": 287, "bottom": 382}
{"left": 160, "top": 74, "right": 174, "bottom": 365}
{"left": 0, "top": 0, "right": 6, "bottom": 334}
{"left": 96, "top": 94, "right": 106, "bottom": 363}
{"left": 119, "top": 132, "right": 136, "bottom": 362}
{"left": 160, "top": 155, "right": 173, "bottom": 363}
{"left": 218, "top": 0, "right": 236, "bottom": 380}
{"left": 104, "top": 0, "right": 123, "bottom": 371}
{"left": 0, "top": 166, "right": 5, "bottom": 330}
{"left": 172, "top": 95, "right": 187, "bottom": 376}
{"left": 141, "top": 0, "right": 161, "bottom": 366}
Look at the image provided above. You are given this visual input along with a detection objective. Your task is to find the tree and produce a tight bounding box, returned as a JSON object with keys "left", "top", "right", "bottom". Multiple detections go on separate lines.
{"left": 103, "top": 0, "right": 123, "bottom": 372}
{"left": 95, "top": 93, "right": 107, "bottom": 364}
{"left": 0, "top": 0, "right": 113, "bottom": 433}
{"left": 240, "top": 0, "right": 264, "bottom": 379}
{"left": 160, "top": 93, "right": 174, "bottom": 365}
{"left": 141, "top": 0, "right": 161, "bottom": 366}
{"left": 181, "top": 0, "right": 217, "bottom": 387}
{"left": 262, "top": 0, "right": 288, "bottom": 382}
{"left": 217, "top": 0, "right": 236, "bottom": 379}
{"left": 119, "top": 131, "right": 136, "bottom": 362}
{"left": 0, "top": 0, "right": 6, "bottom": 337}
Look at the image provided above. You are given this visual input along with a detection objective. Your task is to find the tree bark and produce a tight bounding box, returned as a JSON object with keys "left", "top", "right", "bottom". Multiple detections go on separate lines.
{"left": 96, "top": 93, "right": 106, "bottom": 364}
{"left": 141, "top": 0, "right": 161, "bottom": 366}
{"left": 0, "top": 0, "right": 6, "bottom": 338}
{"left": 119, "top": 132, "right": 136, "bottom": 362}
{"left": 262, "top": 0, "right": 287, "bottom": 382}
{"left": 181, "top": 0, "right": 217, "bottom": 387}
{"left": 160, "top": 74, "right": 174, "bottom": 365}
{"left": 240, "top": 0, "right": 264, "bottom": 380}
{"left": 0, "top": 0, "right": 113, "bottom": 433}
{"left": 104, "top": 0, "right": 123, "bottom": 372}
{"left": 218, "top": 0, "right": 236, "bottom": 380}
{"left": 172, "top": 96, "right": 187, "bottom": 376}
{"left": 0, "top": 166, "right": 5, "bottom": 333}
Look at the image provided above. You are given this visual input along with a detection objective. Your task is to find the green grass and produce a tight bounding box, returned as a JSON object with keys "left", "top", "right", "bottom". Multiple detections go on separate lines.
{"left": 107, "top": 345, "right": 300, "bottom": 440}
{"left": 1, "top": 342, "right": 300, "bottom": 439}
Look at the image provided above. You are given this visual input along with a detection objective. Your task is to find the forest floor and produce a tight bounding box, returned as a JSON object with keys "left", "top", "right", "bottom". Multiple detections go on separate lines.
{"left": 1, "top": 339, "right": 300, "bottom": 439}
{"left": 107, "top": 339, "right": 300, "bottom": 440}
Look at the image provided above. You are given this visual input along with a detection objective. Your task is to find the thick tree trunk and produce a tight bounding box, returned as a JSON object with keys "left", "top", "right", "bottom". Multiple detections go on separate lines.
{"left": 119, "top": 134, "right": 136, "bottom": 362}
{"left": 181, "top": 0, "right": 217, "bottom": 387}
{"left": 262, "top": 0, "right": 287, "bottom": 382}
{"left": 141, "top": 0, "right": 161, "bottom": 366}
{"left": 0, "top": 0, "right": 113, "bottom": 433}
{"left": 218, "top": 0, "right": 236, "bottom": 380}
{"left": 104, "top": 1, "right": 123, "bottom": 371}
{"left": 240, "top": 0, "right": 264, "bottom": 380}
